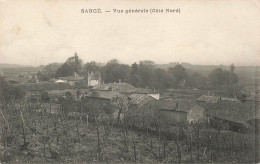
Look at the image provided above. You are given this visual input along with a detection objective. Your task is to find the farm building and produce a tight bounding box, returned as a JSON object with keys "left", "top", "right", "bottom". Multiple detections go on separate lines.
{"left": 156, "top": 99, "right": 188, "bottom": 124}
{"left": 58, "top": 72, "right": 85, "bottom": 86}
{"left": 93, "top": 82, "right": 136, "bottom": 92}
{"left": 200, "top": 101, "right": 255, "bottom": 131}
{"left": 197, "top": 95, "right": 239, "bottom": 103}
{"left": 82, "top": 90, "right": 126, "bottom": 120}
{"left": 82, "top": 90, "right": 158, "bottom": 121}
{"left": 93, "top": 82, "right": 160, "bottom": 99}
{"left": 245, "top": 92, "right": 260, "bottom": 102}
{"left": 83, "top": 90, "right": 122, "bottom": 100}
{"left": 129, "top": 93, "right": 157, "bottom": 109}
{"left": 60, "top": 96, "right": 113, "bottom": 119}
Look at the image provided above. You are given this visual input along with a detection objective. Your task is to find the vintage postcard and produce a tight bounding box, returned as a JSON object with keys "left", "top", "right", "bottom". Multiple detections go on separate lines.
{"left": 0, "top": 0, "right": 259, "bottom": 163}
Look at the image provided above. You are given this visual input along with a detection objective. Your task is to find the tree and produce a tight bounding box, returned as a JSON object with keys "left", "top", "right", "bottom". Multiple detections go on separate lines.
{"left": 168, "top": 64, "right": 187, "bottom": 88}
{"left": 112, "top": 95, "right": 128, "bottom": 122}
{"left": 229, "top": 64, "right": 238, "bottom": 85}
{"left": 40, "top": 91, "right": 51, "bottom": 102}
{"left": 129, "top": 62, "right": 142, "bottom": 87}
{"left": 186, "top": 71, "right": 207, "bottom": 89}
{"left": 83, "top": 61, "right": 100, "bottom": 75}
{"left": 209, "top": 67, "right": 238, "bottom": 89}
{"left": 100, "top": 59, "right": 131, "bottom": 83}
{"left": 55, "top": 63, "right": 74, "bottom": 77}
{"left": 56, "top": 53, "right": 84, "bottom": 77}
{"left": 65, "top": 91, "right": 74, "bottom": 101}
{"left": 208, "top": 68, "right": 228, "bottom": 88}
{"left": 0, "top": 77, "right": 26, "bottom": 102}
{"left": 151, "top": 68, "right": 170, "bottom": 90}
{"left": 138, "top": 60, "right": 155, "bottom": 88}
{"left": 66, "top": 52, "right": 83, "bottom": 73}
{"left": 39, "top": 63, "right": 61, "bottom": 80}
{"left": 230, "top": 63, "right": 235, "bottom": 74}
{"left": 37, "top": 71, "right": 50, "bottom": 81}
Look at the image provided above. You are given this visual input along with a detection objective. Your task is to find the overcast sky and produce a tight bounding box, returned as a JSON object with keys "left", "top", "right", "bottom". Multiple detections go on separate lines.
{"left": 0, "top": 0, "right": 259, "bottom": 66}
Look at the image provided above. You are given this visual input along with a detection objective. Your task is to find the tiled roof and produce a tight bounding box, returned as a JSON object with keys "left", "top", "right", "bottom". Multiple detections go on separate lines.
{"left": 197, "top": 95, "right": 220, "bottom": 103}
{"left": 221, "top": 97, "right": 240, "bottom": 102}
{"left": 200, "top": 101, "right": 255, "bottom": 125}
{"left": 93, "top": 83, "right": 135, "bottom": 92}
{"left": 190, "top": 104, "right": 206, "bottom": 111}
{"left": 157, "top": 99, "right": 178, "bottom": 111}
{"left": 84, "top": 90, "right": 122, "bottom": 100}
{"left": 93, "top": 83, "right": 155, "bottom": 94}
{"left": 197, "top": 95, "right": 239, "bottom": 103}
{"left": 59, "top": 76, "right": 84, "bottom": 81}
{"left": 130, "top": 88, "right": 154, "bottom": 94}
{"left": 161, "top": 98, "right": 197, "bottom": 112}
{"left": 129, "top": 93, "right": 155, "bottom": 108}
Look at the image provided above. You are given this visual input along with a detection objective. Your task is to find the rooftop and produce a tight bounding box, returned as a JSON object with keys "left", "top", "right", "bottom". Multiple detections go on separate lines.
{"left": 93, "top": 82, "right": 155, "bottom": 94}
{"left": 93, "top": 82, "right": 135, "bottom": 92}
{"left": 200, "top": 101, "right": 255, "bottom": 125}
{"left": 197, "top": 95, "right": 239, "bottom": 103}
{"left": 129, "top": 93, "right": 155, "bottom": 108}
{"left": 84, "top": 90, "right": 122, "bottom": 100}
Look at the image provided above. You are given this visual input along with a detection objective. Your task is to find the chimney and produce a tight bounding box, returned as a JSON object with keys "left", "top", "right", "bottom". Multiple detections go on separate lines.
{"left": 119, "top": 79, "right": 121, "bottom": 83}
{"left": 176, "top": 102, "right": 179, "bottom": 109}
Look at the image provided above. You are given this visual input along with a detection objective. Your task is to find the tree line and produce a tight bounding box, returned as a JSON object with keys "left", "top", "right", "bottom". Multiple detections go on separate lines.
{"left": 37, "top": 53, "right": 241, "bottom": 96}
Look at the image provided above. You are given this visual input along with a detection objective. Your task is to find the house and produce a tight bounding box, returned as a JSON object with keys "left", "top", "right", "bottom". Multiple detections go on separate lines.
{"left": 199, "top": 101, "right": 255, "bottom": 131}
{"left": 197, "top": 95, "right": 239, "bottom": 103}
{"left": 60, "top": 97, "right": 113, "bottom": 118}
{"left": 82, "top": 90, "right": 125, "bottom": 119}
{"left": 82, "top": 89, "right": 158, "bottom": 121}
{"left": 87, "top": 72, "right": 101, "bottom": 87}
{"left": 157, "top": 99, "right": 188, "bottom": 124}
{"left": 93, "top": 82, "right": 136, "bottom": 92}
{"left": 245, "top": 92, "right": 260, "bottom": 102}
{"left": 59, "top": 72, "right": 84, "bottom": 86}
{"left": 129, "top": 93, "right": 157, "bottom": 109}
{"left": 83, "top": 90, "right": 122, "bottom": 100}
{"left": 93, "top": 82, "right": 160, "bottom": 99}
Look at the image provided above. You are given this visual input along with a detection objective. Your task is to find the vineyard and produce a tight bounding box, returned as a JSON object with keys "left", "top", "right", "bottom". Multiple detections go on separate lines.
{"left": 0, "top": 101, "right": 257, "bottom": 163}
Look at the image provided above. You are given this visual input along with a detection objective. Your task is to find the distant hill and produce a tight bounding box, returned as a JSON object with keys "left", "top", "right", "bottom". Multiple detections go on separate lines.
{"left": 155, "top": 63, "right": 259, "bottom": 76}
{"left": 0, "top": 64, "right": 41, "bottom": 75}
{"left": 0, "top": 63, "right": 31, "bottom": 68}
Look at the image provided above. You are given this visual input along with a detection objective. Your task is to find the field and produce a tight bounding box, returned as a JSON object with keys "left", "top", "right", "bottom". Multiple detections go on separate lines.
{"left": 0, "top": 102, "right": 257, "bottom": 163}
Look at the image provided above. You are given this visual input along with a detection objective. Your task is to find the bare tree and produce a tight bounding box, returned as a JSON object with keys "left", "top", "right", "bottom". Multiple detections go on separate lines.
{"left": 112, "top": 95, "right": 128, "bottom": 123}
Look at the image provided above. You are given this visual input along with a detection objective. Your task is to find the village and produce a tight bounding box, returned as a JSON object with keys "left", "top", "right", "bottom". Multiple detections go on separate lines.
{"left": 8, "top": 73, "right": 258, "bottom": 132}
{"left": 0, "top": 54, "right": 259, "bottom": 163}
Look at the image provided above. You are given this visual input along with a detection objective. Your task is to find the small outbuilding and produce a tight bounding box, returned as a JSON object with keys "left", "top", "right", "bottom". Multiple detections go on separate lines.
{"left": 157, "top": 100, "right": 188, "bottom": 124}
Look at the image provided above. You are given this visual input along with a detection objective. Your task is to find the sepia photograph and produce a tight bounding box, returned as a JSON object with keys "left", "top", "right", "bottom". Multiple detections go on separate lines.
{"left": 0, "top": 0, "right": 259, "bottom": 163}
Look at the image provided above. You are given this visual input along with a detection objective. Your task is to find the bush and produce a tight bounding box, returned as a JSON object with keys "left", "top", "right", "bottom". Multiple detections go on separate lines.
{"left": 40, "top": 91, "right": 51, "bottom": 102}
